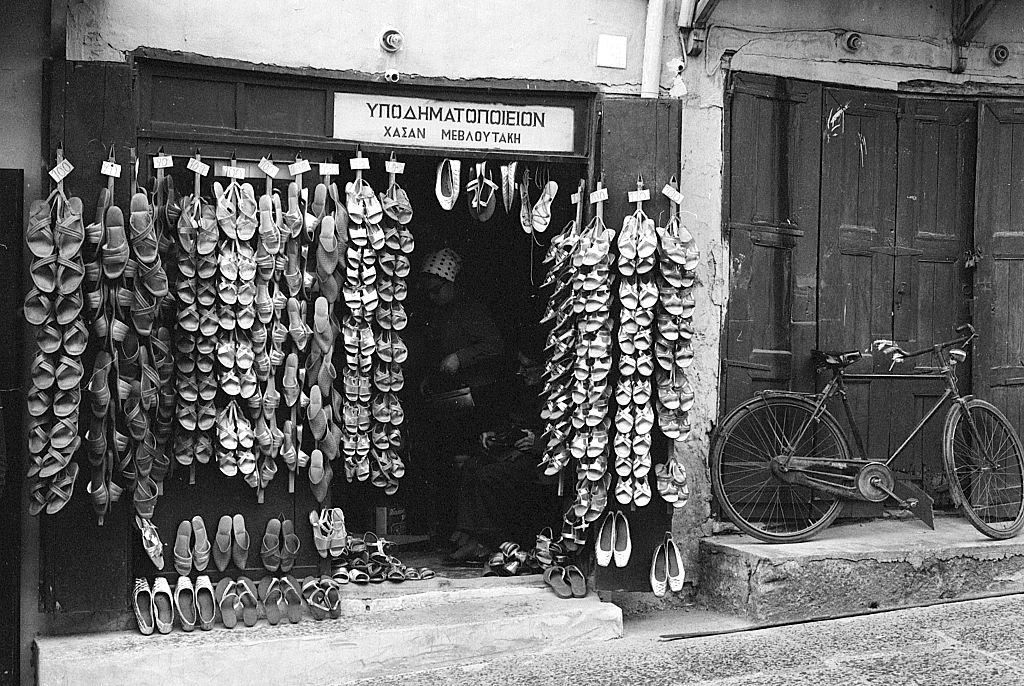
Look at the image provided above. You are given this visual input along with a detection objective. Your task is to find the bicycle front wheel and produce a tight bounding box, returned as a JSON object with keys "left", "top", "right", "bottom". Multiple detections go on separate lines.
{"left": 711, "top": 396, "right": 847, "bottom": 543}
{"left": 943, "top": 399, "right": 1024, "bottom": 539}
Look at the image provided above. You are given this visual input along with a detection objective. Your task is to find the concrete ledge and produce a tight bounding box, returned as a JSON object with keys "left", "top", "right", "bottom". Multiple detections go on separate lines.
{"left": 36, "top": 581, "right": 622, "bottom": 686}
{"left": 699, "top": 517, "right": 1024, "bottom": 622}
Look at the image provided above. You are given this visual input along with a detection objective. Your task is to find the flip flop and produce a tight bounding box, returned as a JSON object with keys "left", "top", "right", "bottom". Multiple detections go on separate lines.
{"left": 282, "top": 575, "right": 304, "bottom": 623}
{"left": 215, "top": 577, "right": 240, "bottom": 629}
{"left": 258, "top": 576, "right": 284, "bottom": 626}
{"left": 235, "top": 576, "right": 259, "bottom": 627}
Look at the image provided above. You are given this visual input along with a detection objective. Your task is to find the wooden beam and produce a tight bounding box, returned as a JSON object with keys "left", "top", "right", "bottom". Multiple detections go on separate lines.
{"left": 954, "top": 0, "right": 1001, "bottom": 45}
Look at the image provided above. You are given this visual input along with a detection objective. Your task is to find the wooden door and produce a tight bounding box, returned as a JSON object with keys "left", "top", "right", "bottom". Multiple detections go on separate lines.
{"left": 818, "top": 88, "right": 899, "bottom": 469}
{"left": 975, "top": 102, "right": 1024, "bottom": 434}
{"left": 721, "top": 74, "right": 822, "bottom": 413}
{"left": 888, "top": 99, "right": 975, "bottom": 491}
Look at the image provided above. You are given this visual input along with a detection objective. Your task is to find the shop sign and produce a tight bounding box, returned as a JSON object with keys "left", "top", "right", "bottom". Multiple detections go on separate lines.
{"left": 333, "top": 94, "right": 576, "bottom": 153}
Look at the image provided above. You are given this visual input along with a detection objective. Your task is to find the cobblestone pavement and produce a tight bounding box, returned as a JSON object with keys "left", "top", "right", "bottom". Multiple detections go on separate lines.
{"left": 349, "top": 594, "right": 1024, "bottom": 686}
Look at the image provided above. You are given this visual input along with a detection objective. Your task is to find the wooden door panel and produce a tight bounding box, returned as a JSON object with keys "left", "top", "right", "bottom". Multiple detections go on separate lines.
{"left": 819, "top": 88, "right": 898, "bottom": 372}
{"left": 975, "top": 102, "right": 1024, "bottom": 438}
{"left": 723, "top": 75, "right": 821, "bottom": 413}
{"left": 894, "top": 100, "right": 975, "bottom": 350}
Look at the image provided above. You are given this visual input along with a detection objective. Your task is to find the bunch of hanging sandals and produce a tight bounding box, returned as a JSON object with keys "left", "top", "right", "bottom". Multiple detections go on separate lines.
{"left": 536, "top": 178, "right": 616, "bottom": 548}
{"left": 531, "top": 176, "right": 698, "bottom": 558}
{"left": 24, "top": 188, "right": 89, "bottom": 515}
{"left": 651, "top": 178, "right": 698, "bottom": 507}
{"left": 28, "top": 158, "right": 175, "bottom": 525}
{"left": 434, "top": 159, "right": 558, "bottom": 233}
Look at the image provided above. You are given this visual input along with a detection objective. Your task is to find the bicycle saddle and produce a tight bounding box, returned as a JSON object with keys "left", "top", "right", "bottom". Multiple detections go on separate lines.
{"left": 811, "top": 349, "right": 863, "bottom": 369}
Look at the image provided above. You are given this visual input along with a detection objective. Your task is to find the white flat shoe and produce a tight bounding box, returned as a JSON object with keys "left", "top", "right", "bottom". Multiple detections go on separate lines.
{"left": 435, "top": 159, "right": 460, "bottom": 210}
{"left": 665, "top": 533, "right": 685, "bottom": 592}
{"left": 612, "top": 510, "right": 631, "bottom": 567}
{"left": 650, "top": 543, "right": 668, "bottom": 597}
{"left": 595, "top": 512, "right": 615, "bottom": 567}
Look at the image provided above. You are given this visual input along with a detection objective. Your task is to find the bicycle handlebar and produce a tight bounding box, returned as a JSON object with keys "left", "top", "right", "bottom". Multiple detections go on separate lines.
{"left": 872, "top": 324, "right": 977, "bottom": 366}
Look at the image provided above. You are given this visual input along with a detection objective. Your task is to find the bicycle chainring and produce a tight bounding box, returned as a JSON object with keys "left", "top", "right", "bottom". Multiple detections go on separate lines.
{"left": 856, "top": 462, "right": 894, "bottom": 502}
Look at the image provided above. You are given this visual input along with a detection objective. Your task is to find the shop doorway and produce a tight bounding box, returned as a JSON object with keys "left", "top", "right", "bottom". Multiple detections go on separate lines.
{"left": 0, "top": 168, "right": 25, "bottom": 686}
{"left": 722, "top": 74, "right": 976, "bottom": 500}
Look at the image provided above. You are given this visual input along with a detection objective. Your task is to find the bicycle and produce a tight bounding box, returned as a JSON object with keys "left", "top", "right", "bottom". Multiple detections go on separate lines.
{"left": 710, "top": 324, "right": 1024, "bottom": 543}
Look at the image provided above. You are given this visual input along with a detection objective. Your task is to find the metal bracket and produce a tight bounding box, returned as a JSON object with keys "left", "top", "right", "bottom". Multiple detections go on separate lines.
{"left": 950, "top": 0, "right": 1003, "bottom": 73}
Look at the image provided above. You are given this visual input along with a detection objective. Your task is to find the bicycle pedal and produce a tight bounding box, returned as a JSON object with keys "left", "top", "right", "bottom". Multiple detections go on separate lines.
{"left": 893, "top": 480, "right": 934, "bottom": 529}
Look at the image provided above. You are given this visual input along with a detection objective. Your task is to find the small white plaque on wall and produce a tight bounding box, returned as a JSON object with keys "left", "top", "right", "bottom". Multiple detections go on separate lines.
{"left": 596, "top": 34, "right": 628, "bottom": 69}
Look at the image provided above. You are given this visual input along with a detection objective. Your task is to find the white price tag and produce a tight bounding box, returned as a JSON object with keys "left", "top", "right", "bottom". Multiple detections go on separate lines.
{"left": 589, "top": 188, "right": 609, "bottom": 204}
{"left": 100, "top": 160, "right": 122, "bottom": 178}
{"left": 662, "top": 184, "right": 683, "bottom": 204}
{"left": 385, "top": 160, "right": 405, "bottom": 175}
{"left": 48, "top": 159, "right": 74, "bottom": 183}
{"left": 152, "top": 155, "right": 173, "bottom": 170}
{"left": 319, "top": 162, "right": 340, "bottom": 177}
{"left": 187, "top": 158, "right": 210, "bottom": 177}
{"left": 222, "top": 165, "right": 246, "bottom": 180}
{"left": 571, "top": 191, "right": 582, "bottom": 204}
{"left": 258, "top": 157, "right": 279, "bottom": 178}
{"left": 288, "top": 159, "right": 311, "bottom": 176}
{"left": 628, "top": 189, "right": 651, "bottom": 203}
{"left": 349, "top": 156, "right": 370, "bottom": 171}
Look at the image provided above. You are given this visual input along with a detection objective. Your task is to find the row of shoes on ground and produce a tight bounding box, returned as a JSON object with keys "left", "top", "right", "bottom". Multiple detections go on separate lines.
{"left": 24, "top": 192, "right": 88, "bottom": 515}
{"left": 132, "top": 574, "right": 302, "bottom": 634}
{"left": 482, "top": 537, "right": 568, "bottom": 577}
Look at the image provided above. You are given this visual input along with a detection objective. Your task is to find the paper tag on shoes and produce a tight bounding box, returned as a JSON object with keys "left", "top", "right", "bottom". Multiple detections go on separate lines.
{"left": 258, "top": 157, "right": 280, "bottom": 178}
{"left": 319, "top": 162, "right": 340, "bottom": 177}
{"left": 289, "top": 159, "right": 312, "bottom": 176}
{"left": 100, "top": 160, "right": 122, "bottom": 178}
{"left": 571, "top": 191, "right": 582, "bottom": 204}
{"left": 187, "top": 158, "right": 210, "bottom": 177}
{"left": 589, "top": 188, "right": 609, "bottom": 204}
{"left": 662, "top": 184, "right": 683, "bottom": 204}
{"left": 48, "top": 158, "right": 74, "bottom": 183}
{"left": 222, "top": 165, "right": 246, "bottom": 180}
{"left": 152, "top": 154, "right": 173, "bottom": 170}
{"left": 628, "top": 189, "right": 651, "bottom": 203}
{"left": 349, "top": 156, "right": 370, "bottom": 170}
{"left": 385, "top": 160, "right": 405, "bottom": 175}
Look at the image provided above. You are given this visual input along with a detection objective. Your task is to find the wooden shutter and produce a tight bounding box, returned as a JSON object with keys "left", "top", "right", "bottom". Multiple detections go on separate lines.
{"left": 722, "top": 74, "right": 822, "bottom": 413}
{"left": 974, "top": 102, "right": 1024, "bottom": 434}
{"left": 42, "top": 60, "right": 136, "bottom": 613}
{"left": 593, "top": 95, "right": 680, "bottom": 594}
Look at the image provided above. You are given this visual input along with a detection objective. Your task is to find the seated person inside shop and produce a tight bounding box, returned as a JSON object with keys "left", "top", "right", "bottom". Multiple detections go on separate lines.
{"left": 444, "top": 339, "right": 551, "bottom": 566}
{"left": 403, "top": 247, "right": 506, "bottom": 538}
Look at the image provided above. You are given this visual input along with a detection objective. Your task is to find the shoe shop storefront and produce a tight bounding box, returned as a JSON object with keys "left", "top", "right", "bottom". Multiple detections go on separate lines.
{"left": 24, "top": 39, "right": 697, "bottom": 655}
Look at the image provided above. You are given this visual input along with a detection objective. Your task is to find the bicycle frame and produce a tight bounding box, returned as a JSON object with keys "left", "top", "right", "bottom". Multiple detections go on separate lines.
{"left": 769, "top": 337, "right": 975, "bottom": 502}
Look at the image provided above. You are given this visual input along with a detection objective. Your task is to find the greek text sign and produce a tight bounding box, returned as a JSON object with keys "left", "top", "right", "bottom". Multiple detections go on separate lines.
{"left": 333, "top": 94, "right": 576, "bottom": 153}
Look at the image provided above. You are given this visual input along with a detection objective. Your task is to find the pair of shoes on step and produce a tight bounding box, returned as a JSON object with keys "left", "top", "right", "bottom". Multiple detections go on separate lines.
{"left": 133, "top": 575, "right": 216, "bottom": 634}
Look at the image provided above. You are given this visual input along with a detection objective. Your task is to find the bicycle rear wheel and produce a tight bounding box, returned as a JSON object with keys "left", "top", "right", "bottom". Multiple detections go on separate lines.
{"left": 943, "top": 399, "right": 1024, "bottom": 539}
{"left": 711, "top": 396, "right": 847, "bottom": 543}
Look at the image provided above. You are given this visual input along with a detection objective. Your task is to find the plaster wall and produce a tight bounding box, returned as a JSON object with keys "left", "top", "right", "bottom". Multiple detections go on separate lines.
{"left": 64, "top": 0, "right": 677, "bottom": 93}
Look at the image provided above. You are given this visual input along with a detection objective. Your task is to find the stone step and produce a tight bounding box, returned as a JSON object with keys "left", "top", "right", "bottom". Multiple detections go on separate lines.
{"left": 36, "top": 577, "right": 622, "bottom": 686}
{"left": 698, "top": 516, "right": 1024, "bottom": 623}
